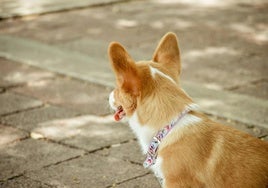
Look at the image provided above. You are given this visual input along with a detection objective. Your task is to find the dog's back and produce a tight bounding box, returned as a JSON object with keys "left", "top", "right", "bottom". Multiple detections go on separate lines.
{"left": 160, "top": 113, "right": 268, "bottom": 188}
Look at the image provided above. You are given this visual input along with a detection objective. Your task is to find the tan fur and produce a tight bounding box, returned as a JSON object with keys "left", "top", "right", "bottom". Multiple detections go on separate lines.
{"left": 108, "top": 32, "right": 268, "bottom": 187}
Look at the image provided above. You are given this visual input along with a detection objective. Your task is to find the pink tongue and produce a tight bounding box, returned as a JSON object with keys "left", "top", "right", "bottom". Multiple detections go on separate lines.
{"left": 114, "top": 108, "right": 125, "bottom": 121}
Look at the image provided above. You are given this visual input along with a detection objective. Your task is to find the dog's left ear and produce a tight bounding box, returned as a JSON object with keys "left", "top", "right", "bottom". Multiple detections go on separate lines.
{"left": 153, "top": 32, "right": 181, "bottom": 78}
{"left": 108, "top": 42, "right": 141, "bottom": 96}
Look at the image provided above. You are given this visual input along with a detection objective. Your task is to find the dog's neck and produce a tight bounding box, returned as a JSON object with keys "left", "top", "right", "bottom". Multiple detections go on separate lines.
{"left": 128, "top": 103, "right": 199, "bottom": 154}
{"left": 135, "top": 89, "right": 194, "bottom": 130}
{"left": 143, "top": 107, "right": 192, "bottom": 168}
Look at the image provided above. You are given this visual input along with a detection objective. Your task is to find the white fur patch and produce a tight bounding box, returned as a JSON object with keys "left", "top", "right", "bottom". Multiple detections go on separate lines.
{"left": 109, "top": 91, "right": 117, "bottom": 110}
{"left": 176, "top": 113, "right": 202, "bottom": 128}
{"left": 128, "top": 112, "right": 156, "bottom": 154}
{"left": 128, "top": 112, "right": 165, "bottom": 184}
{"left": 151, "top": 157, "right": 164, "bottom": 185}
{"left": 128, "top": 112, "right": 164, "bottom": 184}
{"left": 149, "top": 66, "right": 176, "bottom": 84}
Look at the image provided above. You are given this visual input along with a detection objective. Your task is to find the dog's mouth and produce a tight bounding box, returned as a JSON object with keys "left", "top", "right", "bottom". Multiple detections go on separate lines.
{"left": 114, "top": 106, "right": 126, "bottom": 121}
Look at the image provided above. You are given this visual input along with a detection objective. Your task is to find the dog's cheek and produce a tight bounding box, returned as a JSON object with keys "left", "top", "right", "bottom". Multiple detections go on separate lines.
{"left": 110, "top": 89, "right": 122, "bottom": 108}
{"left": 121, "top": 92, "right": 137, "bottom": 115}
{"left": 109, "top": 90, "right": 117, "bottom": 110}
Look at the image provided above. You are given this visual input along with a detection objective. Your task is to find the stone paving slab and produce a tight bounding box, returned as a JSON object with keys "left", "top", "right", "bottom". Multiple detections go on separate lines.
{"left": 208, "top": 115, "right": 268, "bottom": 138}
{"left": 97, "top": 140, "right": 143, "bottom": 165}
{"left": 230, "top": 79, "right": 268, "bottom": 100}
{"left": 0, "top": 124, "right": 28, "bottom": 148}
{"left": 31, "top": 115, "right": 134, "bottom": 151}
{"left": 0, "top": 138, "right": 84, "bottom": 181}
{"left": 0, "top": 35, "right": 112, "bottom": 86}
{"left": 0, "top": 92, "right": 43, "bottom": 116}
{"left": 0, "top": 4, "right": 158, "bottom": 45}
{"left": 61, "top": 121, "right": 134, "bottom": 151}
{"left": 11, "top": 76, "right": 112, "bottom": 115}
{"left": 1, "top": 105, "right": 80, "bottom": 131}
{"left": 26, "top": 153, "right": 147, "bottom": 188}
{"left": 0, "top": 57, "right": 56, "bottom": 88}
{"left": 57, "top": 37, "right": 149, "bottom": 61}
{"left": 183, "top": 81, "right": 268, "bottom": 128}
{"left": 0, "top": 176, "right": 52, "bottom": 188}
{"left": 0, "top": 0, "right": 128, "bottom": 19}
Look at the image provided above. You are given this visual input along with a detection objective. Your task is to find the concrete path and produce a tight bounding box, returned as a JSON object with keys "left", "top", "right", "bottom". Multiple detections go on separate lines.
{"left": 0, "top": 35, "right": 267, "bottom": 128}
{"left": 0, "top": 0, "right": 131, "bottom": 19}
{"left": 0, "top": 0, "right": 267, "bottom": 187}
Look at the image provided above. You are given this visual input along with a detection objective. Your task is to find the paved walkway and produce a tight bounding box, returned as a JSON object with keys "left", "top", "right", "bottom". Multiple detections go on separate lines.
{"left": 0, "top": 0, "right": 267, "bottom": 187}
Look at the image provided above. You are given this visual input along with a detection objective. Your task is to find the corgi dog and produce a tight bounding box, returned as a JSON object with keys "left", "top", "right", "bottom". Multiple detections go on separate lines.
{"left": 108, "top": 32, "right": 268, "bottom": 188}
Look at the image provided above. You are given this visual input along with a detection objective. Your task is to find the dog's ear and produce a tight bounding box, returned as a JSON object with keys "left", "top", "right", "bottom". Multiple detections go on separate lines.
{"left": 108, "top": 42, "right": 141, "bottom": 96}
{"left": 153, "top": 32, "right": 181, "bottom": 76}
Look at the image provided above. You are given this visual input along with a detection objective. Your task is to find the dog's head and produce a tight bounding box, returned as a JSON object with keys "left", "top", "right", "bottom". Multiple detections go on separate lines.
{"left": 108, "top": 32, "right": 192, "bottom": 128}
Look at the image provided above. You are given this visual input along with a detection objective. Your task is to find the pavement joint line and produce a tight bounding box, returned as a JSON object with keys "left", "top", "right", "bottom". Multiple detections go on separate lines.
{"left": 44, "top": 138, "right": 88, "bottom": 152}
{"left": 0, "top": 0, "right": 143, "bottom": 21}
{"left": 95, "top": 138, "right": 145, "bottom": 166}
{"left": 3, "top": 76, "right": 59, "bottom": 90}
{"left": 204, "top": 112, "right": 255, "bottom": 128}
{"left": 259, "top": 135, "right": 268, "bottom": 139}
{"left": 84, "top": 139, "right": 134, "bottom": 154}
{"left": 42, "top": 154, "right": 84, "bottom": 169}
{"left": 0, "top": 173, "right": 24, "bottom": 183}
{"left": 9, "top": 89, "right": 45, "bottom": 101}
{"left": 128, "top": 160, "right": 142, "bottom": 166}
{"left": 42, "top": 137, "right": 134, "bottom": 157}
{"left": 0, "top": 103, "right": 45, "bottom": 118}
{"left": 2, "top": 83, "right": 28, "bottom": 91}
{"left": 85, "top": 145, "right": 116, "bottom": 154}
{"left": 1, "top": 135, "right": 31, "bottom": 147}
{"left": 0, "top": 90, "right": 87, "bottom": 118}
{"left": 0, "top": 84, "right": 27, "bottom": 94}
{"left": 206, "top": 110, "right": 268, "bottom": 132}
{"left": 207, "top": 113, "right": 268, "bottom": 138}
{"left": 225, "top": 78, "right": 268, "bottom": 91}
{"left": 105, "top": 172, "right": 151, "bottom": 188}
{"left": 0, "top": 121, "right": 31, "bottom": 136}
{"left": 107, "top": 138, "right": 138, "bottom": 149}
{"left": 206, "top": 114, "right": 268, "bottom": 138}
{"left": 250, "top": 78, "right": 268, "bottom": 84}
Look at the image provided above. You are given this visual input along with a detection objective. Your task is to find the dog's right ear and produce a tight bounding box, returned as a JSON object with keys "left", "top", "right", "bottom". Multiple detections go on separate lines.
{"left": 108, "top": 42, "right": 141, "bottom": 96}
{"left": 153, "top": 32, "right": 181, "bottom": 79}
